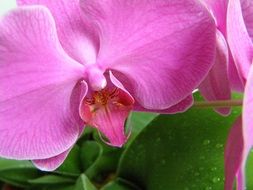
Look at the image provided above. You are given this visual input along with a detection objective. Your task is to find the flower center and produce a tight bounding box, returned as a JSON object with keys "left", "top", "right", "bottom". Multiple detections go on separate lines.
{"left": 80, "top": 86, "right": 135, "bottom": 147}
{"left": 86, "top": 65, "right": 107, "bottom": 91}
{"left": 84, "top": 88, "right": 121, "bottom": 112}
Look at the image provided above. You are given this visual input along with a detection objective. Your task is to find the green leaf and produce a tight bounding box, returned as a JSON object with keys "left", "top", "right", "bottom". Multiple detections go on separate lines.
{"left": 246, "top": 150, "right": 253, "bottom": 188}
{"left": 55, "top": 145, "right": 82, "bottom": 176}
{"left": 78, "top": 112, "right": 157, "bottom": 182}
{"left": 28, "top": 175, "right": 76, "bottom": 190}
{"left": 80, "top": 141, "right": 102, "bottom": 171}
{"left": 41, "top": 185, "right": 75, "bottom": 190}
{"left": 0, "top": 158, "right": 35, "bottom": 170}
{"left": 74, "top": 174, "right": 97, "bottom": 190}
{"left": 0, "top": 159, "right": 41, "bottom": 188}
{"left": 81, "top": 140, "right": 122, "bottom": 182}
{"left": 101, "top": 178, "right": 141, "bottom": 190}
{"left": 28, "top": 175, "right": 75, "bottom": 185}
{"left": 118, "top": 107, "right": 241, "bottom": 190}
{"left": 127, "top": 112, "right": 158, "bottom": 141}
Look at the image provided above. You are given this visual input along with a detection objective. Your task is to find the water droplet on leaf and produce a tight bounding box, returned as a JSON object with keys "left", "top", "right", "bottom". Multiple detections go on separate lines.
{"left": 212, "top": 177, "right": 221, "bottom": 183}
{"left": 194, "top": 172, "right": 200, "bottom": 176}
{"left": 215, "top": 143, "right": 223, "bottom": 148}
{"left": 203, "top": 139, "right": 211, "bottom": 145}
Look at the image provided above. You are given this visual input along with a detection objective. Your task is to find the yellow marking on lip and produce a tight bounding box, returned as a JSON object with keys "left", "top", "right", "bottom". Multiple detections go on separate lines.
{"left": 86, "top": 88, "right": 120, "bottom": 107}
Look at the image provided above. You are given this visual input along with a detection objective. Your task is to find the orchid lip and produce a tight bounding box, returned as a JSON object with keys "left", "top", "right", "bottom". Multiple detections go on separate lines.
{"left": 80, "top": 86, "right": 134, "bottom": 147}
{"left": 85, "top": 88, "right": 121, "bottom": 108}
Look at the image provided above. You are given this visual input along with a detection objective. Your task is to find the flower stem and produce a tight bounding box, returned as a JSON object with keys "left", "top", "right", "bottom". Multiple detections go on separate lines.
{"left": 193, "top": 100, "right": 243, "bottom": 108}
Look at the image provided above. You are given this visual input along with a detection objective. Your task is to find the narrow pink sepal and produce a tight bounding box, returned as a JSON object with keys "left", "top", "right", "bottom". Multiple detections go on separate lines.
{"left": 238, "top": 62, "right": 253, "bottom": 189}
{"left": 80, "top": 0, "right": 216, "bottom": 110}
{"left": 32, "top": 150, "right": 70, "bottom": 171}
{"left": 236, "top": 168, "right": 246, "bottom": 190}
{"left": 243, "top": 62, "right": 253, "bottom": 157}
{"left": 203, "top": 0, "right": 245, "bottom": 92}
{"left": 199, "top": 30, "right": 231, "bottom": 116}
{"left": 241, "top": 0, "right": 253, "bottom": 40}
{"left": 228, "top": 56, "right": 245, "bottom": 92}
{"left": 227, "top": 0, "right": 253, "bottom": 80}
{"left": 133, "top": 95, "right": 193, "bottom": 114}
{"left": 203, "top": 0, "right": 228, "bottom": 33}
{"left": 224, "top": 116, "right": 244, "bottom": 190}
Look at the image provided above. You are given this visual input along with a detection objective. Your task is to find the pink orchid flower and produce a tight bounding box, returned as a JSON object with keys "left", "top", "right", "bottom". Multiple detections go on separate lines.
{"left": 200, "top": 0, "right": 245, "bottom": 93}
{"left": 224, "top": 0, "right": 253, "bottom": 189}
{"left": 198, "top": 0, "right": 237, "bottom": 116}
{"left": 0, "top": 0, "right": 216, "bottom": 171}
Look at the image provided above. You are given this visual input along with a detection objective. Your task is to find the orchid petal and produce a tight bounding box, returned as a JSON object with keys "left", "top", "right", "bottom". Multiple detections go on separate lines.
{"left": 32, "top": 149, "right": 70, "bottom": 171}
{"left": 0, "top": 6, "right": 85, "bottom": 159}
{"left": 134, "top": 95, "right": 193, "bottom": 114}
{"left": 203, "top": 0, "right": 228, "bottom": 33}
{"left": 241, "top": 0, "right": 253, "bottom": 40}
{"left": 227, "top": 0, "right": 253, "bottom": 80}
{"left": 199, "top": 30, "right": 231, "bottom": 116}
{"left": 17, "top": 0, "right": 98, "bottom": 64}
{"left": 225, "top": 116, "right": 244, "bottom": 190}
{"left": 203, "top": 0, "right": 245, "bottom": 92}
{"left": 228, "top": 57, "right": 245, "bottom": 92}
{"left": 236, "top": 168, "right": 246, "bottom": 190}
{"left": 240, "top": 62, "right": 253, "bottom": 189}
{"left": 33, "top": 111, "right": 86, "bottom": 171}
{"left": 80, "top": 0, "right": 216, "bottom": 110}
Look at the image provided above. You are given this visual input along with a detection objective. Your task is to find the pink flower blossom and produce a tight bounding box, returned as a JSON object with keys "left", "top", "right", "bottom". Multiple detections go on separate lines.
{"left": 0, "top": 0, "right": 216, "bottom": 171}
{"left": 223, "top": 0, "right": 253, "bottom": 189}
{"left": 202, "top": 0, "right": 245, "bottom": 92}
{"left": 199, "top": 0, "right": 232, "bottom": 115}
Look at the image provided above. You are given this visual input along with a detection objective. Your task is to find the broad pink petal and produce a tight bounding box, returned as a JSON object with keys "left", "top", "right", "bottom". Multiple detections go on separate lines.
{"left": 203, "top": 0, "right": 228, "bottom": 33}
{"left": 80, "top": 72, "right": 134, "bottom": 147}
{"left": 227, "top": 0, "right": 253, "bottom": 80}
{"left": 225, "top": 116, "right": 244, "bottom": 190}
{"left": 80, "top": 0, "right": 216, "bottom": 110}
{"left": 134, "top": 95, "right": 193, "bottom": 114}
{"left": 199, "top": 30, "right": 231, "bottom": 116}
{"left": 17, "top": 0, "right": 98, "bottom": 64}
{"left": 32, "top": 113, "right": 86, "bottom": 171}
{"left": 0, "top": 6, "right": 85, "bottom": 159}
{"left": 241, "top": 0, "right": 253, "bottom": 40}
{"left": 32, "top": 149, "right": 70, "bottom": 171}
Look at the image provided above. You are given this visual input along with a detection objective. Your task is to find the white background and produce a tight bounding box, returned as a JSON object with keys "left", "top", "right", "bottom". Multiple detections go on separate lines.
{"left": 0, "top": 0, "right": 17, "bottom": 17}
